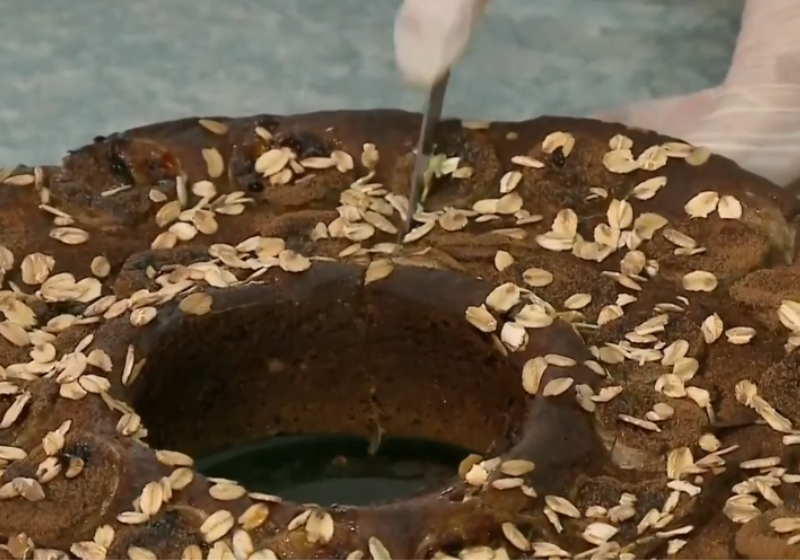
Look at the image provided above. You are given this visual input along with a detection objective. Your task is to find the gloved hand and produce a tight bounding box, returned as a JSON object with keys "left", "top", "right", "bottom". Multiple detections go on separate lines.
{"left": 395, "top": 0, "right": 800, "bottom": 187}
{"left": 594, "top": 0, "right": 800, "bottom": 187}
{"left": 394, "top": 0, "right": 490, "bottom": 88}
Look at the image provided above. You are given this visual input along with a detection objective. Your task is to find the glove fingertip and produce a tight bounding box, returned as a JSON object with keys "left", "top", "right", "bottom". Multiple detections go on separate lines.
{"left": 394, "top": 0, "right": 480, "bottom": 87}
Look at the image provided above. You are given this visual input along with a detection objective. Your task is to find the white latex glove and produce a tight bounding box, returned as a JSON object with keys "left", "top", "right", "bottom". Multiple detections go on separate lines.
{"left": 595, "top": 0, "right": 800, "bottom": 187}
{"left": 396, "top": 0, "right": 800, "bottom": 186}
{"left": 394, "top": 0, "right": 490, "bottom": 88}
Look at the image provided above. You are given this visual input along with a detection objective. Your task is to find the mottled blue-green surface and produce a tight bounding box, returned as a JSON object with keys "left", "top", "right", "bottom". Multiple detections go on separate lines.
{"left": 0, "top": 0, "right": 742, "bottom": 166}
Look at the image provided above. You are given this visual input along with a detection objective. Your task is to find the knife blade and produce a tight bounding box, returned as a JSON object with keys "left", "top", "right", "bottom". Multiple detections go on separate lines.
{"left": 401, "top": 71, "right": 451, "bottom": 239}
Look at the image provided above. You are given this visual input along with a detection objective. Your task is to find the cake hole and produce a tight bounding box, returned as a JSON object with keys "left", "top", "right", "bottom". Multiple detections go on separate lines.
{"left": 132, "top": 276, "right": 527, "bottom": 502}
{"left": 195, "top": 433, "right": 471, "bottom": 507}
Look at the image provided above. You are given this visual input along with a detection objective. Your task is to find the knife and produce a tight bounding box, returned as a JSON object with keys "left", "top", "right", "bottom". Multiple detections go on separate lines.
{"left": 401, "top": 71, "right": 451, "bottom": 239}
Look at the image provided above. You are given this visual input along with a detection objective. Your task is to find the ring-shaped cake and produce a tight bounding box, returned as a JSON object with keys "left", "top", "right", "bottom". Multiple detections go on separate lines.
{"left": 0, "top": 111, "right": 799, "bottom": 559}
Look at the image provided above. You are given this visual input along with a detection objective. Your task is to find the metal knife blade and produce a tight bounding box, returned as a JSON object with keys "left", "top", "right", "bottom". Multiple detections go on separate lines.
{"left": 401, "top": 71, "right": 451, "bottom": 239}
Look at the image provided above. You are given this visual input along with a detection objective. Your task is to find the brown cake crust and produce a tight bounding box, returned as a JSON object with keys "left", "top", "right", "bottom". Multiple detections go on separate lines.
{"left": 1, "top": 111, "right": 800, "bottom": 559}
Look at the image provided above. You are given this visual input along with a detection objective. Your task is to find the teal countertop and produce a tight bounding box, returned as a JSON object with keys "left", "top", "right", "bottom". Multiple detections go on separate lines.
{"left": 0, "top": 0, "right": 742, "bottom": 166}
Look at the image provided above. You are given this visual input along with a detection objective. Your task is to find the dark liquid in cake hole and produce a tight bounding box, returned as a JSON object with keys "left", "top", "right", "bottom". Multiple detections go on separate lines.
{"left": 196, "top": 434, "right": 473, "bottom": 507}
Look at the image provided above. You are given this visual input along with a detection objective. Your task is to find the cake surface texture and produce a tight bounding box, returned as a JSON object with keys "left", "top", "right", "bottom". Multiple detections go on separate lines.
{"left": 1, "top": 110, "right": 800, "bottom": 559}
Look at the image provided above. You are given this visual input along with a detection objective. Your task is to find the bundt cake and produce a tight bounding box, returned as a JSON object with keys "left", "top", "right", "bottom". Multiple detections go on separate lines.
{"left": 1, "top": 110, "right": 800, "bottom": 560}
